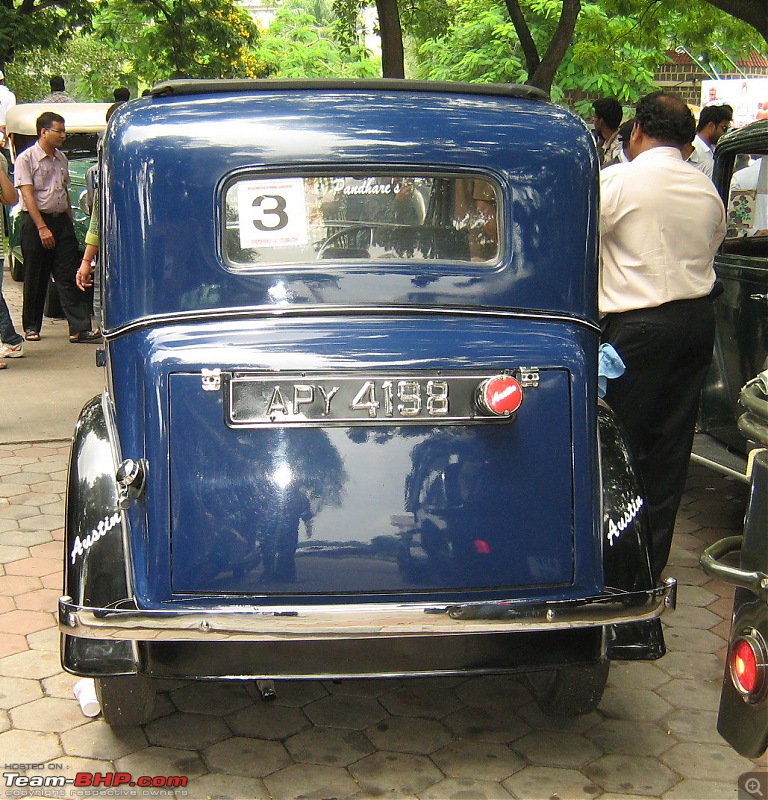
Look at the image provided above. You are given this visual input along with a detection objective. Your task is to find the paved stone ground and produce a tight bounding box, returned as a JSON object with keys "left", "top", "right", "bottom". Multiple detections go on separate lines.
{"left": 0, "top": 270, "right": 766, "bottom": 799}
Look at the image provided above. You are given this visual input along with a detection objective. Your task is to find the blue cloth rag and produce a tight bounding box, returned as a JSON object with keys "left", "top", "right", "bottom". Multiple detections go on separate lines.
{"left": 598, "top": 343, "right": 625, "bottom": 398}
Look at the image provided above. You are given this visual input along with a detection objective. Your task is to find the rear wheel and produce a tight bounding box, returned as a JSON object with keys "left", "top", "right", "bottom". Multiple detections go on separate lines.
{"left": 95, "top": 675, "right": 156, "bottom": 726}
{"left": 4, "top": 251, "right": 23, "bottom": 282}
{"left": 527, "top": 661, "right": 609, "bottom": 716}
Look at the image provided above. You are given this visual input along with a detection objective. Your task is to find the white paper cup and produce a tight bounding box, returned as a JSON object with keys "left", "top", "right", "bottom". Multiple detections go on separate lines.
{"left": 73, "top": 678, "right": 101, "bottom": 717}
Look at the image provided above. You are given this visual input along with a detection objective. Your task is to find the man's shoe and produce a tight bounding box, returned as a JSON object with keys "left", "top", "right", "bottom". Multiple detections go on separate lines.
{"left": 0, "top": 342, "right": 24, "bottom": 358}
{"left": 69, "top": 330, "right": 102, "bottom": 344}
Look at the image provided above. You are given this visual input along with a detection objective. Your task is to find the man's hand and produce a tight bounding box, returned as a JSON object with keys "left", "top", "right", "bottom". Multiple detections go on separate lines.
{"left": 38, "top": 225, "right": 55, "bottom": 249}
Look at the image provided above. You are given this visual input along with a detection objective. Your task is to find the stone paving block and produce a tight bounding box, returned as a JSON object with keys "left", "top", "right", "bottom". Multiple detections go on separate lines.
{"left": 657, "top": 650, "right": 726, "bottom": 681}
{"left": 182, "top": 772, "right": 271, "bottom": 800}
{"left": 145, "top": 711, "right": 231, "bottom": 750}
{"left": 264, "top": 762, "right": 360, "bottom": 800}
{"left": 0, "top": 633, "right": 28, "bottom": 659}
{"left": 0, "top": 648, "right": 60, "bottom": 679}
{"left": 661, "top": 741, "right": 756, "bottom": 782}
{"left": 662, "top": 778, "right": 740, "bottom": 798}
{"left": 0, "top": 728, "right": 63, "bottom": 764}
{"left": 583, "top": 754, "right": 679, "bottom": 795}
{"left": 663, "top": 603, "right": 722, "bottom": 630}
{"left": 502, "top": 765, "right": 602, "bottom": 799}
{"left": 304, "top": 693, "right": 389, "bottom": 730}
{"left": 1, "top": 530, "right": 55, "bottom": 548}
{"left": 512, "top": 700, "right": 599, "bottom": 734}
{"left": 0, "top": 597, "right": 14, "bottom": 614}
{"left": 430, "top": 739, "right": 525, "bottom": 782}
{"left": 0, "top": 505, "right": 39, "bottom": 521}
{"left": 0, "top": 609, "right": 54, "bottom": 635}
{"left": 18, "top": 513, "right": 64, "bottom": 531}
{"left": 29, "top": 542, "right": 63, "bottom": 560}
{"left": 655, "top": 676, "right": 722, "bottom": 711}
{"left": 226, "top": 699, "right": 310, "bottom": 740}
{"left": 444, "top": 703, "right": 532, "bottom": 744}
{"left": 667, "top": 566, "right": 709, "bottom": 586}
{"left": 0, "top": 575, "right": 42, "bottom": 595}
{"left": 662, "top": 707, "right": 727, "bottom": 745}
{"left": 511, "top": 729, "right": 602, "bottom": 769}
{"left": 379, "top": 682, "right": 465, "bottom": 719}
{"left": 40, "top": 572, "right": 62, "bottom": 590}
{"left": 10, "top": 696, "right": 88, "bottom": 733}
{"left": 0, "top": 546, "right": 31, "bottom": 565}
{"left": 26, "top": 626, "right": 58, "bottom": 652}
{"left": 6, "top": 557, "right": 60, "bottom": 577}
{"left": 15, "top": 588, "right": 60, "bottom": 613}
{"left": 608, "top": 661, "right": 670, "bottom": 692}
{"left": 597, "top": 687, "right": 673, "bottom": 722}
{"left": 663, "top": 626, "right": 729, "bottom": 654}
{"left": 0, "top": 675, "right": 44, "bottom": 709}
{"left": 366, "top": 715, "right": 453, "bottom": 755}
{"left": 61, "top": 718, "right": 148, "bottom": 760}
{"left": 203, "top": 736, "right": 291, "bottom": 778}
{"left": 0, "top": 709, "right": 9, "bottom": 733}
{"left": 420, "top": 777, "right": 516, "bottom": 799}
{"left": 284, "top": 725, "right": 374, "bottom": 766}
{"left": 584, "top": 718, "right": 676, "bottom": 757}
{"left": 115, "top": 744, "right": 208, "bottom": 781}
{"left": 349, "top": 751, "right": 444, "bottom": 795}
{"left": 169, "top": 681, "right": 253, "bottom": 716}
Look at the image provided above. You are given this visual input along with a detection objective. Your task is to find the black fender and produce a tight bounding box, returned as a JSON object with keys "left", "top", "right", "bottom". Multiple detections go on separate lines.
{"left": 61, "top": 393, "right": 139, "bottom": 676}
{"left": 597, "top": 402, "right": 654, "bottom": 592}
{"left": 598, "top": 402, "right": 665, "bottom": 660}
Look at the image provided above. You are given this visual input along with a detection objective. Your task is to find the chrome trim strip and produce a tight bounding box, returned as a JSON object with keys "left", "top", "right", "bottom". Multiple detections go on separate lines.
{"left": 60, "top": 579, "right": 675, "bottom": 642}
{"left": 103, "top": 305, "right": 600, "bottom": 340}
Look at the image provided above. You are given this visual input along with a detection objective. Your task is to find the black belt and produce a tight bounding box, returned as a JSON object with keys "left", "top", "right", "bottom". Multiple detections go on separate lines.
{"left": 23, "top": 210, "right": 67, "bottom": 218}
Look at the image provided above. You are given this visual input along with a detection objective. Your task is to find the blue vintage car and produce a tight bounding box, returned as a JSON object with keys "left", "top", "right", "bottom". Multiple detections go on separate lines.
{"left": 58, "top": 80, "right": 676, "bottom": 726}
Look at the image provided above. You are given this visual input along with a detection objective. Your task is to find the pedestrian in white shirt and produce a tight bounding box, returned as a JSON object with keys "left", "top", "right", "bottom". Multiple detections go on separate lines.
{"left": 599, "top": 91, "right": 726, "bottom": 582}
{"left": 689, "top": 103, "right": 733, "bottom": 179}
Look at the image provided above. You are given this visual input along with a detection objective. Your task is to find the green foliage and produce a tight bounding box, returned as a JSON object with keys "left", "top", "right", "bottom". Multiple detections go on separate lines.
{"left": 414, "top": 0, "right": 765, "bottom": 109}
{"left": 3, "top": 37, "right": 133, "bottom": 103}
{"left": 0, "top": 0, "right": 94, "bottom": 68}
{"left": 94, "top": 0, "right": 265, "bottom": 83}
{"left": 257, "top": 5, "right": 379, "bottom": 78}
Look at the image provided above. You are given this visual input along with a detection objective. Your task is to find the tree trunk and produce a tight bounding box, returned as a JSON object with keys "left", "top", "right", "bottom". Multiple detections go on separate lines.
{"left": 377, "top": 0, "right": 405, "bottom": 78}
{"left": 504, "top": 0, "right": 581, "bottom": 96}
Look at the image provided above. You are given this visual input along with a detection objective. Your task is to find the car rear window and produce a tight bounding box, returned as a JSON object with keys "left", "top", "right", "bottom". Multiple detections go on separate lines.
{"left": 223, "top": 173, "right": 500, "bottom": 268}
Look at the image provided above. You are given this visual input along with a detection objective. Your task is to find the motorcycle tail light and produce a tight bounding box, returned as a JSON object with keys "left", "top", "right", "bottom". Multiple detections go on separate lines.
{"left": 729, "top": 632, "right": 767, "bottom": 701}
{"left": 476, "top": 375, "right": 523, "bottom": 417}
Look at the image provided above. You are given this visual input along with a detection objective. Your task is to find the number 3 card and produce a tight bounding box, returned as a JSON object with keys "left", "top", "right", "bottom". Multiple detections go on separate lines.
{"left": 238, "top": 178, "right": 308, "bottom": 249}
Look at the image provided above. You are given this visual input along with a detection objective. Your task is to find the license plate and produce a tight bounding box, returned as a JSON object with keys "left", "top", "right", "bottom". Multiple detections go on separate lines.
{"left": 225, "top": 373, "right": 516, "bottom": 427}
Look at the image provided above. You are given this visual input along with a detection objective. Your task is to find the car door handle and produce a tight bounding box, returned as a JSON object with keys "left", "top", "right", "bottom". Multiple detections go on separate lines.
{"left": 749, "top": 293, "right": 768, "bottom": 304}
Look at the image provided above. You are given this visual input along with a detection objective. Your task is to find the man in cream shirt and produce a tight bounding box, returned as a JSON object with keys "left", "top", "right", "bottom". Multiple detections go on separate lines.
{"left": 599, "top": 91, "right": 725, "bottom": 582}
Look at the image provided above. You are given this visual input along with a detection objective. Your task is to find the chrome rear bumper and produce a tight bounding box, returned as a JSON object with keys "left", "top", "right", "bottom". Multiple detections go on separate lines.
{"left": 60, "top": 579, "right": 676, "bottom": 642}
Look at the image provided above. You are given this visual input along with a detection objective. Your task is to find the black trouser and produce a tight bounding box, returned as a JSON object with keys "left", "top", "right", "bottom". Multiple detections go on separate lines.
{"left": 21, "top": 211, "right": 91, "bottom": 336}
{"left": 601, "top": 296, "right": 715, "bottom": 581}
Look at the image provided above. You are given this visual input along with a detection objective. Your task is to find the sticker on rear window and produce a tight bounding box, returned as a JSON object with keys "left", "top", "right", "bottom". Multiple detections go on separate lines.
{"left": 237, "top": 177, "right": 308, "bottom": 249}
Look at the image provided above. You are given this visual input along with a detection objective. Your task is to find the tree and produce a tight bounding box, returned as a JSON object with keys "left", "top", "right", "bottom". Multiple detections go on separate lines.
{"left": 504, "top": 0, "right": 580, "bottom": 93}
{"left": 94, "top": 0, "right": 266, "bottom": 84}
{"left": 377, "top": 0, "right": 405, "bottom": 77}
{"left": 702, "top": 0, "right": 766, "bottom": 42}
{"left": 415, "top": 0, "right": 765, "bottom": 107}
{"left": 0, "top": 0, "right": 95, "bottom": 70}
{"left": 5, "top": 36, "right": 133, "bottom": 102}
{"left": 255, "top": 5, "right": 379, "bottom": 78}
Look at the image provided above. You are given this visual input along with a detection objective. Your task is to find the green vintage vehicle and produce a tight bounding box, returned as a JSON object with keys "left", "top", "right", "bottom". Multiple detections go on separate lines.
{"left": 692, "top": 119, "right": 768, "bottom": 481}
{"left": 3, "top": 102, "right": 111, "bottom": 281}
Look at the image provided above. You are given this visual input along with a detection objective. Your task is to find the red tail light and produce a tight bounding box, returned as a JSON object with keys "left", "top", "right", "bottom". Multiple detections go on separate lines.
{"left": 476, "top": 375, "right": 523, "bottom": 417}
{"left": 729, "top": 632, "right": 767, "bottom": 701}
